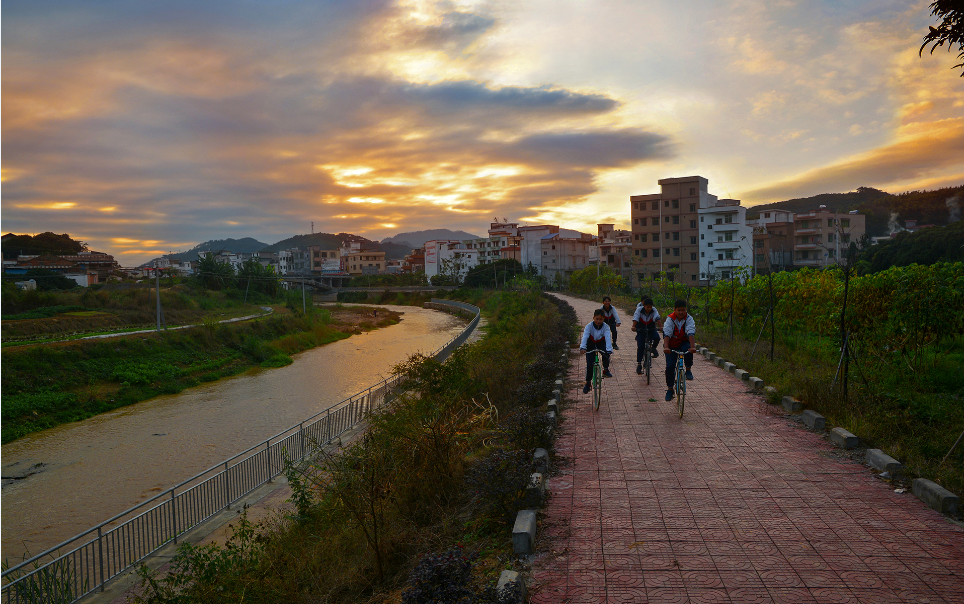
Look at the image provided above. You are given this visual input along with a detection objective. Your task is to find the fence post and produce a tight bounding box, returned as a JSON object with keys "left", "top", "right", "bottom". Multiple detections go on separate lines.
{"left": 98, "top": 526, "right": 105, "bottom": 592}
{"left": 266, "top": 440, "right": 273, "bottom": 483}
{"left": 326, "top": 408, "right": 331, "bottom": 444}
{"left": 224, "top": 462, "right": 231, "bottom": 510}
{"left": 170, "top": 491, "right": 178, "bottom": 544}
{"left": 299, "top": 422, "right": 305, "bottom": 460}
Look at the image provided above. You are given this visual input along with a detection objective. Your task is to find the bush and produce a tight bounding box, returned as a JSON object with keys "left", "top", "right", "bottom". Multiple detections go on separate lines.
{"left": 497, "top": 408, "right": 555, "bottom": 452}
{"left": 401, "top": 547, "right": 520, "bottom": 604}
{"left": 464, "top": 449, "right": 532, "bottom": 522}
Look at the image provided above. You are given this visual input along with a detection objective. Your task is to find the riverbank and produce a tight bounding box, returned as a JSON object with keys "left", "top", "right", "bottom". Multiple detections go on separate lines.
{"left": 1, "top": 305, "right": 401, "bottom": 443}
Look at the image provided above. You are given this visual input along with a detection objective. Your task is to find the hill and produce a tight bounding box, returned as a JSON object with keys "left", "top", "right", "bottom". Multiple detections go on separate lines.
{"left": 857, "top": 220, "right": 964, "bottom": 274}
{"left": 746, "top": 185, "right": 964, "bottom": 237}
{"left": 148, "top": 238, "right": 270, "bottom": 266}
{"left": 381, "top": 228, "right": 482, "bottom": 248}
{"left": 260, "top": 233, "right": 412, "bottom": 260}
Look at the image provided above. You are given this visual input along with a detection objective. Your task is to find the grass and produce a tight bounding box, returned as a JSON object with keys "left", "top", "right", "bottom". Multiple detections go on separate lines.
{"left": 1, "top": 307, "right": 402, "bottom": 443}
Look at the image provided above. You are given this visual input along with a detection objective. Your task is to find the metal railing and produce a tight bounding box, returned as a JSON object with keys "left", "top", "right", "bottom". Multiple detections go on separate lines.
{"left": 1, "top": 300, "right": 480, "bottom": 604}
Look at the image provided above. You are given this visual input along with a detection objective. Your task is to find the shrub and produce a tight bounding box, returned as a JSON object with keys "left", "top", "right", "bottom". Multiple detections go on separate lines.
{"left": 497, "top": 407, "right": 555, "bottom": 452}
{"left": 464, "top": 449, "right": 532, "bottom": 522}
{"left": 401, "top": 547, "right": 520, "bottom": 604}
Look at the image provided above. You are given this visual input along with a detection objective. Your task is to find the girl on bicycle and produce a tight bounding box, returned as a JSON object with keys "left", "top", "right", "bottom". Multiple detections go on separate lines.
{"left": 663, "top": 299, "right": 696, "bottom": 401}
{"left": 631, "top": 297, "right": 661, "bottom": 374}
{"left": 600, "top": 296, "right": 621, "bottom": 350}
{"left": 580, "top": 309, "right": 614, "bottom": 394}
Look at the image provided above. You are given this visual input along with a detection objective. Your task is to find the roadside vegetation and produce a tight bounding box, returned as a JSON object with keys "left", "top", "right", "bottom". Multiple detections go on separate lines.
{"left": 582, "top": 261, "right": 964, "bottom": 497}
{"left": 131, "top": 289, "right": 577, "bottom": 604}
{"left": 1, "top": 280, "right": 402, "bottom": 443}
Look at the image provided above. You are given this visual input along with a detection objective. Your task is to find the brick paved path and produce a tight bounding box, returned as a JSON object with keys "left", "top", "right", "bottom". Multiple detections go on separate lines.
{"left": 531, "top": 294, "right": 964, "bottom": 604}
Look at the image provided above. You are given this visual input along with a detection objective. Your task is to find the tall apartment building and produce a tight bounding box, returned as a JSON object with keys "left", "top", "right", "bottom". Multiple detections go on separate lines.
{"left": 630, "top": 176, "right": 752, "bottom": 286}
{"left": 540, "top": 232, "right": 595, "bottom": 285}
{"left": 748, "top": 209, "right": 794, "bottom": 274}
{"left": 792, "top": 207, "right": 866, "bottom": 268}
{"left": 596, "top": 224, "right": 634, "bottom": 283}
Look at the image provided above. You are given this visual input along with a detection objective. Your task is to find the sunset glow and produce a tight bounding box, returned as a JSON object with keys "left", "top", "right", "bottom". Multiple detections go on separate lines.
{"left": 3, "top": 0, "right": 962, "bottom": 265}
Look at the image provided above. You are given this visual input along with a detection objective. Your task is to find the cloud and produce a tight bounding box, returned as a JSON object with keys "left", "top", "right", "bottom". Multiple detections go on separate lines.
{"left": 742, "top": 119, "right": 964, "bottom": 203}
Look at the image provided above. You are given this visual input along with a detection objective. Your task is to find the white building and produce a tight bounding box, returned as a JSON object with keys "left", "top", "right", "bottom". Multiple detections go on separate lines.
{"left": 698, "top": 198, "right": 753, "bottom": 284}
{"left": 424, "top": 240, "right": 479, "bottom": 283}
{"left": 540, "top": 232, "right": 595, "bottom": 285}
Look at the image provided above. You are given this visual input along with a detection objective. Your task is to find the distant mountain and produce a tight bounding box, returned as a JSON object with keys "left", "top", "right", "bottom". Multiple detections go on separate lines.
{"left": 381, "top": 228, "right": 482, "bottom": 248}
{"left": 147, "top": 237, "right": 269, "bottom": 266}
{"left": 747, "top": 185, "right": 964, "bottom": 237}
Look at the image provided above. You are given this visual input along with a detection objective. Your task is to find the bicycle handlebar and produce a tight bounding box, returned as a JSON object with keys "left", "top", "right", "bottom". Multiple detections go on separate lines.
{"left": 580, "top": 348, "right": 612, "bottom": 355}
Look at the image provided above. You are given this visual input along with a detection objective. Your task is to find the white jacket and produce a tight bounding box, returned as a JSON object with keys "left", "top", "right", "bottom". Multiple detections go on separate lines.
{"left": 580, "top": 322, "right": 613, "bottom": 352}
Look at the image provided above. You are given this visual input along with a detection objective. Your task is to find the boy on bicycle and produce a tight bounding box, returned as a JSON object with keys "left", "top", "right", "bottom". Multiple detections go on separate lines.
{"left": 600, "top": 296, "right": 621, "bottom": 350}
{"left": 631, "top": 297, "right": 661, "bottom": 374}
{"left": 580, "top": 308, "right": 614, "bottom": 394}
{"left": 663, "top": 299, "right": 696, "bottom": 401}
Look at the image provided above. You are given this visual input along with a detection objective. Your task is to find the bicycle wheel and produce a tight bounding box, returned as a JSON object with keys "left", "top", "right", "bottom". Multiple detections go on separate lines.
{"left": 676, "top": 361, "right": 686, "bottom": 418}
{"left": 644, "top": 346, "right": 651, "bottom": 385}
{"left": 592, "top": 359, "right": 602, "bottom": 410}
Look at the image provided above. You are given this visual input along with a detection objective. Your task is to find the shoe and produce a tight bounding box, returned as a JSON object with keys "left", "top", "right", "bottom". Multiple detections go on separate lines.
{"left": 651, "top": 348, "right": 659, "bottom": 358}
{"left": 665, "top": 390, "right": 674, "bottom": 401}
{"left": 685, "top": 370, "right": 694, "bottom": 380}
{"left": 603, "top": 369, "right": 613, "bottom": 378}
{"left": 613, "top": 343, "right": 619, "bottom": 350}
{"left": 583, "top": 382, "right": 591, "bottom": 394}
{"left": 636, "top": 363, "right": 642, "bottom": 375}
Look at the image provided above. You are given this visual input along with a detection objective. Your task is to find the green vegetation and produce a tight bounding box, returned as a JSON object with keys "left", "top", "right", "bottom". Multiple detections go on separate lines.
{"left": 857, "top": 220, "right": 964, "bottom": 273}
{"left": 1, "top": 232, "right": 87, "bottom": 259}
{"left": 131, "top": 290, "right": 575, "bottom": 604}
{"left": 346, "top": 272, "right": 428, "bottom": 287}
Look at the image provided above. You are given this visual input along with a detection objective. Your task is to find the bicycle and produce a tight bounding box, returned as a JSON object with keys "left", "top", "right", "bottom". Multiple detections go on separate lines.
{"left": 638, "top": 332, "right": 654, "bottom": 385}
{"left": 669, "top": 345, "right": 693, "bottom": 418}
{"left": 583, "top": 348, "right": 609, "bottom": 410}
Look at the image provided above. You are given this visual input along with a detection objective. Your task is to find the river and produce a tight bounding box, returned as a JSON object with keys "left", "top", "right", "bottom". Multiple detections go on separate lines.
{"left": 1, "top": 304, "right": 468, "bottom": 564}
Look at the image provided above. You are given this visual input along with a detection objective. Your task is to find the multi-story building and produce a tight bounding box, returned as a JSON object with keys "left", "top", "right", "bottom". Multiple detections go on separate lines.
{"left": 748, "top": 209, "right": 794, "bottom": 274}
{"left": 699, "top": 198, "right": 753, "bottom": 284}
{"left": 306, "top": 246, "right": 340, "bottom": 273}
{"left": 342, "top": 250, "right": 386, "bottom": 276}
{"left": 596, "top": 224, "right": 633, "bottom": 283}
{"left": 631, "top": 176, "right": 753, "bottom": 286}
{"left": 792, "top": 207, "right": 866, "bottom": 268}
{"left": 540, "top": 232, "right": 595, "bottom": 285}
{"left": 424, "top": 240, "right": 478, "bottom": 282}
{"left": 403, "top": 248, "right": 425, "bottom": 273}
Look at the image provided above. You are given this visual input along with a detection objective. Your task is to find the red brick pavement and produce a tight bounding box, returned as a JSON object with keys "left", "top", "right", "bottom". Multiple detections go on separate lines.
{"left": 531, "top": 294, "right": 964, "bottom": 604}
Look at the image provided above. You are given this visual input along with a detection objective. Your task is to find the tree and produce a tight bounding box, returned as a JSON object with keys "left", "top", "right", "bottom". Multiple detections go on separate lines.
{"left": 921, "top": 1, "right": 964, "bottom": 76}
{"left": 462, "top": 259, "right": 523, "bottom": 288}
{"left": 194, "top": 254, "right": 234, "bottom": 290}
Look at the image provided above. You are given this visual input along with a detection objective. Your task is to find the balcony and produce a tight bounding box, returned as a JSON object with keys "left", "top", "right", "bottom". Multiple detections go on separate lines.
{"left": 795, "top": 258, "right": 824, "bottom": 266}
{"left": 794, "top": 243, "right": 823, "bottom": 250}
{"left": 715, "top": 241, "right": 741, "bottom": 249}
{"left": 794, "top": 227, "right": 822, "bottom": 235}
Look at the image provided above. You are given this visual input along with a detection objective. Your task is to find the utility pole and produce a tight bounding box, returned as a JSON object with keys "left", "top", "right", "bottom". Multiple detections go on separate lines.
{"left": 155, "top": 265, "right": 163, "bottom": 331}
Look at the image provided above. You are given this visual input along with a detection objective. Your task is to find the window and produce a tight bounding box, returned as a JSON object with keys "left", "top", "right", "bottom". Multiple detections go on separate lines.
{"left": 690, "top": 220, "right": 697, "bottom": 228}
{"left": 725, "top": 250, "right": 734, "bottom": 259}
{"left": 653, "top": 248, "right": 660, "bottom": 257}
{"left": 673, "top": 248, "right": 680, "bottom": 256}
{"left": 701, "top": 272, "right": 706, "bottom": 278}
{"left": 551, "top": 245, "right": 556, "bottom": 250}
{"left": 623, "top": 261, "right": 630, "bottom": 268}
{"left": 640, "top": 249, "right": 648, "bottom": 258}
{"left": 828, "top": 219, "right": 834, "bottom": 227}
{"left": 640, "top": 234, "right": 647, "bottom": 242}
{"left": 665, "top": 216, "right": 670, "bottom": 223}
{"left": 690, "top": 253, "right": 697, "bottom": 260}
{"left": 800, "top": 220, "right": 809, "bottom": 228}
{"left": 724, "top": 215, "right": 733, "bottom": 224}
{"left": 756, "top": 254, "right": 764, "bottom": 262}
{"left": 764, "top": 212, "right": 770, "bottom": 218}
{"left": 669, "top": 264, "right": 680, "bottom": 270}
{"left": 633, "top": 218, "right": 639, "bottom": 225}
{"left": 691, "top": 275, "right": 697, "bottom": 281}
{"left": 664, "top": 199, "right": 670, "bottom": 208}
{"left": 827, "top": 233, "right": 835, "bottom": 242}
{"left": 708, "top": 242, "right": 714, "bottom": 247}
{"left": 724, "top": 233, "right": 733, "bottom": 242}
{"left": 722, "top": 271, "right": 731, "bottom": 279}
{"left": 651, "top": 217, "right": 659, "bottom": 226}
{"left": 828, "top": 249, "right": 836, "bottom": 257}
{"left": 701, "top": 234, "right": 704, "bottom": 240}
{"left": 672, "top": 200, "right": 679, "bottom": 209}
{"left": 718, "top": 253, "right": 723, "bottom": 260}
{"left": 842, "top": 219, "right": 851, "bottom": 228}
{"left": 665, "top": 248, "right": 671, "bottom": 255}
{"left": 672, "top": 216, "right": 679, "bottom": 225}
{"left": 843, "top": 234, "right": 851, "bottom": 243}
{"left": 634, "top": 249, "right": 639, "bottom": 256}
{"left": 701, "top": 252, "right": 705, "bottom": 258}
{"left": 634, "top": 234, "right": 639, "bottom": 241}
{"left": 673, "top": 232, "right": 680, "bottom": 241}
{"left": 651, "top": 201, "right": 658, "bottom": 210}
{"left": 543, "top": 251, "right": 547, "bottom": 256}
{"left": 665, "top": 232, "right": 671, "bottom": 240}
{"left": 755, "top": 240, "right": 763, "bottom": 248}
{"left": 690, "top": 236, "right": 697, "bottom": 244}
{"left": 690, "top": 204, "right": 696, "bottom": 212}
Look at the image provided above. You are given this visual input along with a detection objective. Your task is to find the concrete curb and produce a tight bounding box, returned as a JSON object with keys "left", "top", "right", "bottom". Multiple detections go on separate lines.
{"left": 781, "top": 396, "right": 802, "bottom": 412}
{"left": 830, "top": 427, "right": 859, "bottom": 449}
{"left": 912, "top": 479, "right": 960, "bottom": 515}
{"left": 512, "top": 509, "right": 538, "bottom": 554}
{"left": 498, "top": 570, "right": 527, "bottom": 603}
{"left": 867, "top": 449, "right": 902, "bottom": 475}
{"left": 801, "top": 410, "right": 826, "bottom": 431}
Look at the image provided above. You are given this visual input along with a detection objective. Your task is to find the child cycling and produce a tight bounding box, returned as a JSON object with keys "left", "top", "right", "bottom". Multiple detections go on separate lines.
{"left": 631, "top": 297, "right": 661, "bottom": 374}
{"left": 663, "top": 299, "right": 696, "bottom": 401}
{"left": 580, "top": 308, "right": 614, "bottom": 394}
{"left": 600, "top": 296, "right": 621, "bottom": 350}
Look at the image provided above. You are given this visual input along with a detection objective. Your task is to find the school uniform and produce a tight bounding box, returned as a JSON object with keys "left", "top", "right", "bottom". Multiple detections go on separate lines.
{"left": 600, "top": 305, "right": 620, "bottom": 347}
{"left": 633, "top": 305, "right": 661, "bottom": 363}
{"left": 663, "top": 311, "right": 696, "bottom": 389}
{"left": 580, "top": 321, "right": 613, "bottom": 382}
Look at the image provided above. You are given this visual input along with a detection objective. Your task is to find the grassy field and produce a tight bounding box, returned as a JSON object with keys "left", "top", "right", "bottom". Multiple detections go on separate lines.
{"left": 1, "top": 294, "right": 402, "bottom": 443}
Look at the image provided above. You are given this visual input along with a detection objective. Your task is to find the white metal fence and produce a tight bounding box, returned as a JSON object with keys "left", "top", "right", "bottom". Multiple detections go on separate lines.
{"left": 1, "top": 300, "right": 479, "bottom": 604}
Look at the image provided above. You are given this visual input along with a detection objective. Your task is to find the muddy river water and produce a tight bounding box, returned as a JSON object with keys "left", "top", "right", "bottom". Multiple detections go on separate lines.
{"left": 1, "top": 305, "right": 468, "bottom": 563}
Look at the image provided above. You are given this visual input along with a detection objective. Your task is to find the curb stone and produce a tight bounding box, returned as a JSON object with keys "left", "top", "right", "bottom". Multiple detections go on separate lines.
{"left": 830, "top": 427, "right": 859, "bottom": 449}
{"left": 912, "top": 478, "right": 960, "bottom": 515}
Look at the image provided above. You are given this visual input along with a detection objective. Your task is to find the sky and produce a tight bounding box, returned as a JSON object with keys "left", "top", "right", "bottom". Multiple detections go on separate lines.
{"left": 2, "top": 0, "right": 962, "bottom": 266}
